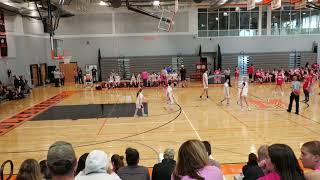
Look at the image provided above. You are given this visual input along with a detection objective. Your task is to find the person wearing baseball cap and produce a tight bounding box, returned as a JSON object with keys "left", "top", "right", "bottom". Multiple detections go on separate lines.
{"left": 47, "top": 141, "right": 77, "bottom": 180}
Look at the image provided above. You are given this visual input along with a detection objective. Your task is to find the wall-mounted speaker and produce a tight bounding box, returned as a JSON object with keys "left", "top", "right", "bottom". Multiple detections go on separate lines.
{"left": 193, "top": 0, "right": 203, "bottom": 3}
{"left": 110, "top": 0, "right": 122, "bottom": 8}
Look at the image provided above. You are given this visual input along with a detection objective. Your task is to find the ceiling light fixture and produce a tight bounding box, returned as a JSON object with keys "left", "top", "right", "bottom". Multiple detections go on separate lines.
{"left": 99, "top": 1, "right": 108, "bottom": 6}
{"left": 153, "top": 0, "right": 160, "bottom": 7}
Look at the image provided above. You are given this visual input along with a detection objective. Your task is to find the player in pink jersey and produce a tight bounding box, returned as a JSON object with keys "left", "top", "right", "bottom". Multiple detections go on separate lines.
{"left": 275, "top": 70, "right": 285, "bottom": 95}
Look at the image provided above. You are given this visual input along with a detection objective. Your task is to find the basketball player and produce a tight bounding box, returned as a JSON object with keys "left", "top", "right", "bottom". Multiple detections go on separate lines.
{"left": 302, "top": 77, "right": 310, "bottom": 105}
{"left": 220, "top": 79, "right": 230, "bottom": 105}
{"left": 130, "top": 73, "right": 136, "bottom": 87}
{"left": 234, "top": 66, "right": 240, "bottom": 82}
{"left": 200, "top": 69, "right": 209, "bottom": 99}
{"left": 166, "top": 81, "right": 174, "bottom": 111}
{"left": 275, "top": 70, "right": 285, "bottom": 95}
{"left": 134, "top": 88, "right": 147, "bottom": 117}
{"left": 137, "top": 73, "right": 142, "bottom": 87}
{"left": 239, "top": 76, "right": 251, "bottom": 111}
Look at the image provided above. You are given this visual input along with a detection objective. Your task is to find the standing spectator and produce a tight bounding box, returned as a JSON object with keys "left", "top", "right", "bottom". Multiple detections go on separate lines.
{"left": 16, "top": 159, "right": 42, "bottom": 180}
{"left": 47, "top": 141, "right": 77, "bottom": 180}
{"left": 92, "top": 67, "right": 97, "bottom": 83}
{"left": 60, "top": 70, "right": 65, "bottom": 86}
{"left": 224, "top": 68, "right": 232, "bottom": 87}
{"left": 117, "top": 148, "right": 150, "bottom": 180}
{"left": 152, "top": 148, "right": 176, "bottom": 180}
{"left": 180, "top": 65, "right": 187, "bottom": 87}
{"left": 141, "top": 70, "right": 149, "bottom": 87}
{"left": 78, "top": 68, "right": 84, "bottom": 84}
{"left": 172, "top": 140, "right": 223, "bottom": 180}
{"left": 53, "top": 69, "right": 61, "bottom": 87}
{"left": 242, "top": 153, "right": 264, "bottom": 180}
{"left": 13, "top": 75, "right": 20, "bottom": 89}
{"left": 202, "top": 141, "right": 220, "bottom": 168}
{"left": 248, "top": 64, "right": 255, "bottom": 83}
{"left": 301, "top": 141, "right": 320, "bottom": 180}
{"left": 74, "top": 68, "right": 78, "bottom": 84}
{"left": 287, "top": 76, "right": 300, "bottom": 115}
{"left": 75, "top": 150, "right": 121, "bottom": 180}
{"left": 257, "top": 144, "right": 305, "bottom": 180}
{"left": 111, "top": 154, "right": 125, "bottom": 174}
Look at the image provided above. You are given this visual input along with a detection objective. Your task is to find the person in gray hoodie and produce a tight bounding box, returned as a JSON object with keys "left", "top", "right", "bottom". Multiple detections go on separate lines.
{"left": 75, "top": 150, "right": 121, "bottom": 180}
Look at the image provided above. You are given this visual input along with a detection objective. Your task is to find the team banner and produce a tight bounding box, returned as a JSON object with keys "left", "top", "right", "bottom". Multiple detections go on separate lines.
{"left": 247, "top": 0, "right": 256, "bottom": 10}
{"left": 0, "top": 11, "right": 7, "bottom": 57}
{"left": 271, "top": 0, "right": 281, "bottom": 9}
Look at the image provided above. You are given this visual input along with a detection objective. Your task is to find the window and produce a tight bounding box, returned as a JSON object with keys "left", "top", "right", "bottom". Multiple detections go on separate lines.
{"left": 240, "top": 12, "right": 250, "bottom": 29}
{"left": 219, "top": 11, "right": 229, "bottom": 30}
{"left": 198, "top": 13, "right": 207, "bottom": 31}
{"left": 208, "top": 13, "right": 219, "bottom": 30}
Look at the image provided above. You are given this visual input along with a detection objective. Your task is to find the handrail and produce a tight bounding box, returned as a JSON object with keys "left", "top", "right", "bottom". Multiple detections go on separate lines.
{"left": 0, "top": 160, "right": 13, "bottom": 180}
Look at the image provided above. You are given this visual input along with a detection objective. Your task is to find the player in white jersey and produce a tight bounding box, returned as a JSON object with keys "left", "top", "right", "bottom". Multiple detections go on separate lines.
{"left": 166, "top": 82, "right": 174, "bottom": 110}
{"left": 137, "top": 74, "right": 142, "bottom": 87}
{"left": 220, "top": 79, "right": 230, "bottom": 105}
{"left": 114, "top": 73, "right": 121, "bottom": 87}
{"left": 130, "top": 73, "right": 137, "bottom": 87}
{"left": 239, "top": 76, "right": 251, "bottom": 111}
{"left": 134, "top": 88, "right": 147, "bottom": 117}
{"left": 200, "top": 70, "right": 209, "bottom": 99}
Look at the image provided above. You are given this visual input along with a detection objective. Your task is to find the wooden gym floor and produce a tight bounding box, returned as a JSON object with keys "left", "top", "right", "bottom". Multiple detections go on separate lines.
{"left": 0, "top": 82, "right": 319, "bottom": 179}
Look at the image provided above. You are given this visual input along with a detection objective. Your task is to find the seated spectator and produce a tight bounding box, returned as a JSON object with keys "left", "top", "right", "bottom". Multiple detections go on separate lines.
{"left": 39, "top": 160, "right": 52, "bottom": 180}
{"left": 117, "top": 147, "right": 150, "bottom": 180}
{"left": 76, "top": 153, "right": 89, "bottom": 176}
{"left": 16, "top": 159, "right": 42, "bottom": 180}
{"left": 75, "top": 150, "right": 120, "bottom": 180}
{"left": 300, "top": 141, "right": 320, "bottom": 180}
{"left": 47, "top": 141, "right": 77, "bottom": 180}
{"left": 152, "top": 148, "right": 176, "bottom": 180}
{"left": 202, "top": 141, "right": 220, "bottom": 168}
{"left": 172, "top": 140, "right": 223, "bottom": 180}
{"left": 257, "top": 145, "right": 269, "bottom": 175}
{"left": 257, "top": 144, "right": 304, "bottom": 180}
{"left": 242, "top": 153, "right": 264, "bottom": 180}
{"left": 111, "top": 154, "right": 125, "bottom": 174}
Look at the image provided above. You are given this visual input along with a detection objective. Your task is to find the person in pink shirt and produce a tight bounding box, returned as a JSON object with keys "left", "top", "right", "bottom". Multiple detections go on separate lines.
{"left": 171, "top": 140, "right": 223, "bottom": 180}
{"left": 258, "top": 144, "right": 305, "bottom": 180}
{"left": 141, "top": 70, "right": 149, "bottom": 87}
{"left": 300, "top": 141, "right": 320, "bottom": 180}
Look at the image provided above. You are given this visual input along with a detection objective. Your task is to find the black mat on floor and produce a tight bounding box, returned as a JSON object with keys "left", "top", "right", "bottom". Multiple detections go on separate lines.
{"left": 31, "top": 103, "right": 148, "bottom": 121}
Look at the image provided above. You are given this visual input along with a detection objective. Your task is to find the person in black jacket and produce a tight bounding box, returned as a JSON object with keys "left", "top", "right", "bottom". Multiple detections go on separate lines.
{"left": 152, "top": 148, "right": 176, "bottom": 180}
{"left": 242, "top": 153, "right": 264, "bottom": 180}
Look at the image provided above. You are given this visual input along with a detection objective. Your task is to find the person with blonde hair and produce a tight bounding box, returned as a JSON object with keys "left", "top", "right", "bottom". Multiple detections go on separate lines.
{"left": 300, "top": 141, "right": 320, "bottom": 180}
{"left": 171, "top": 140, "right": 223, "bottom": 180}
{"left": 16, "top": 159, "right": 42, "bottom": 180}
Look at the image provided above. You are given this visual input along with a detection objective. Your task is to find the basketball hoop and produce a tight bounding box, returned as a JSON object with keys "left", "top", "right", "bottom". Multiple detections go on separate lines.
{"left": 157, "top": 0, "right": 178, "bottom": 32}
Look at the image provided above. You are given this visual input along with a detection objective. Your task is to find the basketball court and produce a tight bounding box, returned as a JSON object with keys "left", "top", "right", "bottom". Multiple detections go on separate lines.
{"left": 0, "top": 82, "right": 319, "bottom": 179}
{"left": 1, "top": 0, "right": 320, "bottom": 179}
